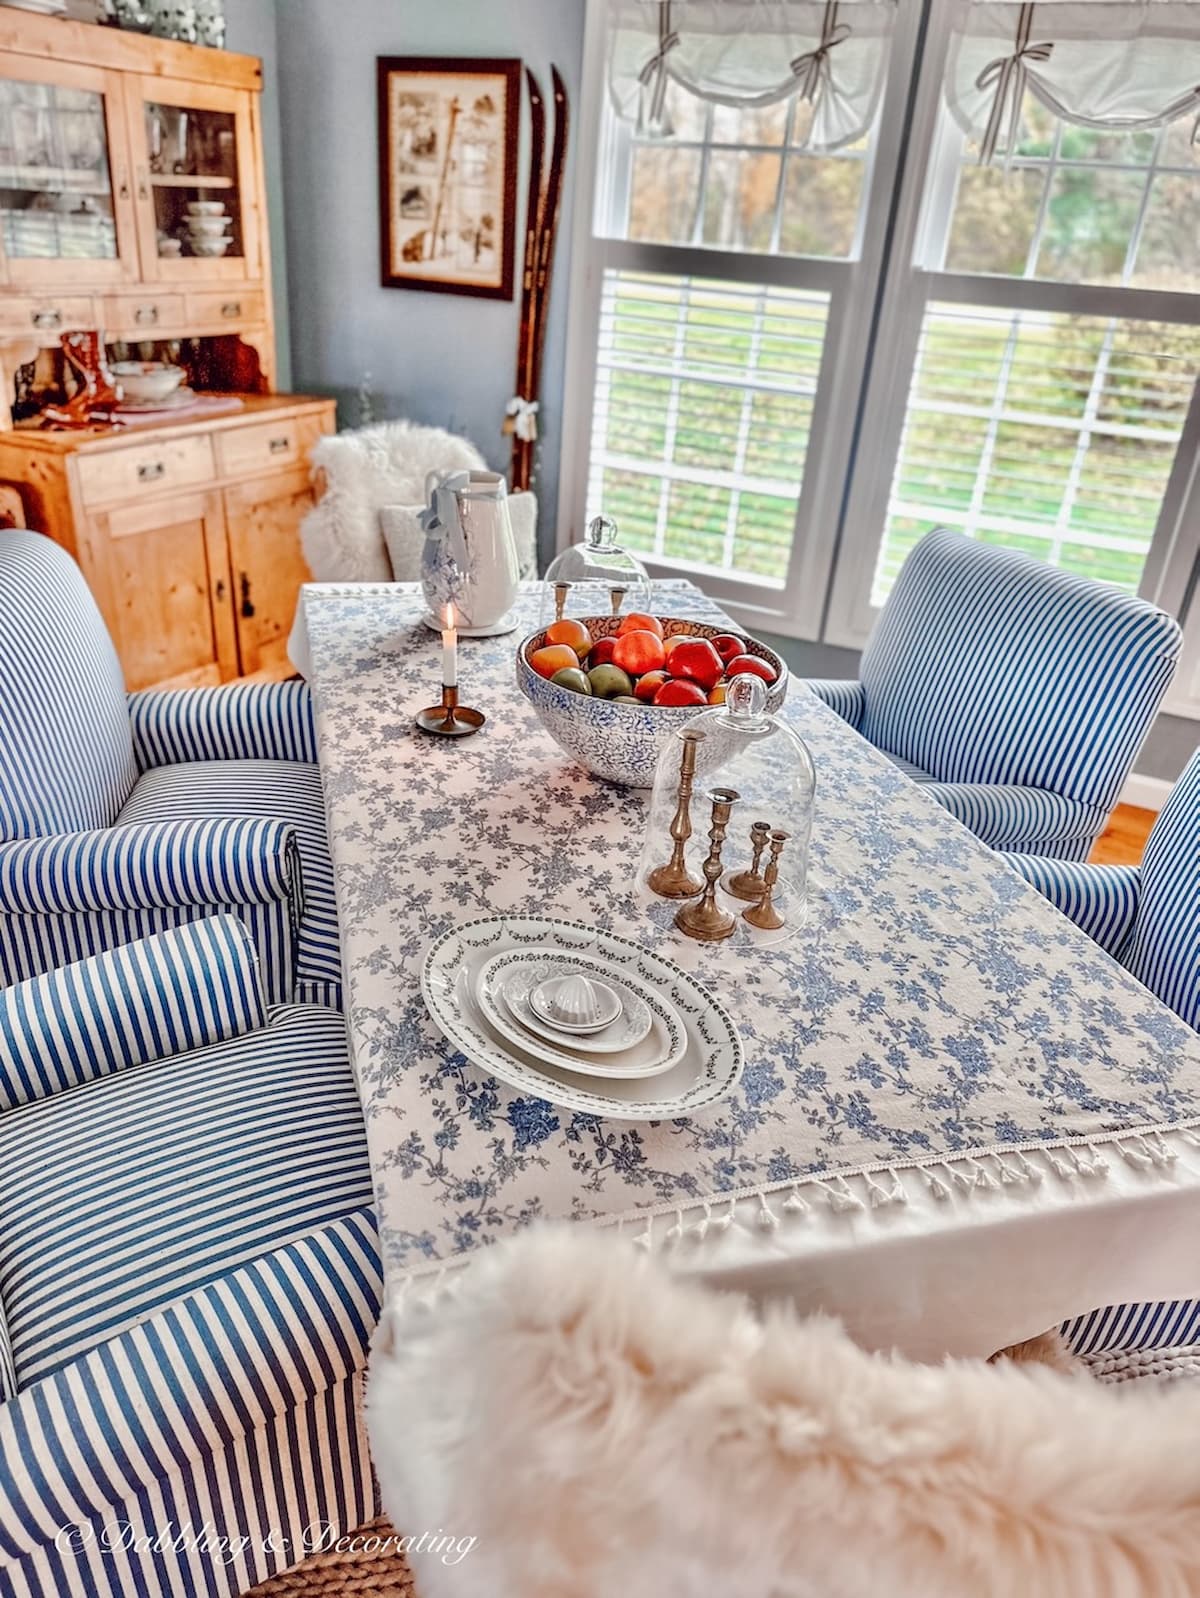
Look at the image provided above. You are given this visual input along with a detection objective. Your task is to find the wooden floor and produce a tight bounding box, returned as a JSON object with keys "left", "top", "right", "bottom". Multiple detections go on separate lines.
{"left": 1089, "top": 804, "right": 1155, "bottom": 867}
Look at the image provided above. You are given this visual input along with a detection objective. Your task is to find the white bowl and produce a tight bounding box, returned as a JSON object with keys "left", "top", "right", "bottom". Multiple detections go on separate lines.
{"left": 112, "top": 361, "right": 186, "bottom": 404}
{"left": 186, "top": 216, "right": 232, "bottom": 238}
{"left": 189, "top": 237, "right": 231, "bottom": 257}
{"left": 186, "top": 200, "right": 226, "bottom": 217}
{"left": 516, "top": 616, "right": 789, "bottom": 788}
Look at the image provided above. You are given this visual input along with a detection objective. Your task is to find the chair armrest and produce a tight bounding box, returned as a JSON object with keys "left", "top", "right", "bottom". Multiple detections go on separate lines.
{"left": 0, "top": 1208, "right": 381, "bottom": 1561}
{"left": 0, "top": 818, "right": 301, "bottom": 918}
{"left": 919, "top": 783, "right": 1107, "bottom": 853}
{"left": 0, "top": 915, "right": 266, "bottom": 1113}
{"left": 1004, "top": 855, "right": 1142, "bottom": 958}
{"left": 803, "top": 679, "right": 866, "bottom": 731}
{"left": 128, "top": 680, "right": 317, "bottom": 769}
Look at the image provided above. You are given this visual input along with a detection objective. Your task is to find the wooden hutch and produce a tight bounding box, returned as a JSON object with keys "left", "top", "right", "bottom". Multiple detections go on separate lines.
{"left": 0, "top": 12, "right": 333, "bottom": 688}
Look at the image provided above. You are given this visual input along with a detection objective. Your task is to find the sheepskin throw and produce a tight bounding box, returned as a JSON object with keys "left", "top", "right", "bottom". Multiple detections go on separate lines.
{"left": 300, "top": 419, "right": 485, "bottom": 582}
{"left": 368, "top": 1228, "right": 1200, "bottom": 1598}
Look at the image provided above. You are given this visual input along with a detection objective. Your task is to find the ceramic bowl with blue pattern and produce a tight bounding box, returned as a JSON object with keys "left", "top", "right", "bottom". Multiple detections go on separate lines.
{"left": 516, "top": 616, "right": 789, "bottom": 788}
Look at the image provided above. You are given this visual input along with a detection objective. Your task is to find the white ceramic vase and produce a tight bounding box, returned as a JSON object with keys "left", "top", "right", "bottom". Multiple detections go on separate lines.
{"left": 420, "top": 469, "right": 520, "bottom": 630}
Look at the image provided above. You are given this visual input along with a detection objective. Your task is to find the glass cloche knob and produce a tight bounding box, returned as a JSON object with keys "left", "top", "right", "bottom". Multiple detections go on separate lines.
{"left": 540, "top": 513, "right": 653, "bottom": 627}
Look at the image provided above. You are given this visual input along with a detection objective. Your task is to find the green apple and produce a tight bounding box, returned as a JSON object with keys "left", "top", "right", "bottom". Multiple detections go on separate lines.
{"left": 587, "top": 664, "right": 635, "bottom": 699}
{"left": 551, "top": 667, "right": 592, "bottom": 695}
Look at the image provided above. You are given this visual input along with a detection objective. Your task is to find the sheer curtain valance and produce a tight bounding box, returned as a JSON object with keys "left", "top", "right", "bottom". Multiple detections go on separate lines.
{"left": 945, "top": 1, "right": 1200, "bottom": 165}
{"left": 607, "top": 0, "right": 897, "bottom": 150}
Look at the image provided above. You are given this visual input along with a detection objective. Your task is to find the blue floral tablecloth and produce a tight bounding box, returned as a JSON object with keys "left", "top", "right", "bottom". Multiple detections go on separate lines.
{"left": 302, "top": 581, "right": 1200, "bottom": 1280}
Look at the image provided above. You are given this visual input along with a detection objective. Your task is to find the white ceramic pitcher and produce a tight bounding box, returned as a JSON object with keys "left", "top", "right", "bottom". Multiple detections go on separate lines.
{"left": 420, "top": 469, "right": 521, "bottom": 631}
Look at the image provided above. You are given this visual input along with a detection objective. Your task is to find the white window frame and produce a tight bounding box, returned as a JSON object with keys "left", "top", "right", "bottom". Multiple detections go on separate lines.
{"left": 822, "top": 0, "right": 1200, "bottom": 672}
{"left": 556, "top": 0, "right": 927, "bottom": 641}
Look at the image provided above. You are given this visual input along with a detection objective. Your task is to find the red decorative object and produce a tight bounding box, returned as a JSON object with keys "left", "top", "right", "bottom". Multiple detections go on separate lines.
{"left": 41, "top": 331, "right": 121, "bottom": 428}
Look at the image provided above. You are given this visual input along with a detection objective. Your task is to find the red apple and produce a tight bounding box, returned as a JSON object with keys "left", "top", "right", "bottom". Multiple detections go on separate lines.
{"left": 612, "top": 629, "right": 667, "bottom": 677}
{"left": 724, "top": 653, "right": 777, "bottom": 684}
{"left": 653, "top": 678, "right": 707, "bottom": 707}
{"left": 666, "top": 637, "right": 724, "bottom": 692}
{"left": 634, "top": 669, "right": 669, "bottom": 702}
{"left": 710, "top": 633, "right": 744, "bottom": 665}
{"left": 588, "top": 636, "right": 618, "bottom": 667}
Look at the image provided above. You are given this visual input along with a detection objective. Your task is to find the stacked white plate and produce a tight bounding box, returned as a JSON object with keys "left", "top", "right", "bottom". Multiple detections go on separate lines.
{"left": 185, "top": 201, "right": 231, "bottom": 258}
{"left": 421, "top": 915, "right": 743, "bottom": 1121}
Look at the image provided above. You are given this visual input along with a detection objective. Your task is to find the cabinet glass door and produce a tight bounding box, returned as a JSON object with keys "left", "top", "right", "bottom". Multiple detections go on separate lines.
{"left": 0, "top": 58, "right": 135, "bottom": 284}
{"left": 131, "top": 80, "right": 259, "bottom": 280}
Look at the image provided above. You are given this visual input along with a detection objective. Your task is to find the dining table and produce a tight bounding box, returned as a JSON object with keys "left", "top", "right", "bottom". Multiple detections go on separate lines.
{"left": 301, "top": 578, "right": 1200, "bottom": 1360}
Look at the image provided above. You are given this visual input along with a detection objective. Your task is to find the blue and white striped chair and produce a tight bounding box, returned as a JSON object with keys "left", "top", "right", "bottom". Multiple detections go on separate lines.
{"left": 1005, "top": 748, "right": 1199, "bottom": 1029}
{"left": 0, "top": 529, "right": 340, "bottom": 1006}
{"left": 0, "top": 917, "right": 380, "bottom": 1598}
{"left": 806, "top": 529, "right": 1182, "bottom": 859}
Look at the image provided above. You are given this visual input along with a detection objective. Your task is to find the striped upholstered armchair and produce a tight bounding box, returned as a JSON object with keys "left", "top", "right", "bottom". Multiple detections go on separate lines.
{"left": 806, "top": 529, "right": 1182, "bottom": 859}
{"left": 0, "top": 529, "right": 340, "bottom": 1006}
{"left": 0, "top": 917, "right": 380, "bottom": 1598}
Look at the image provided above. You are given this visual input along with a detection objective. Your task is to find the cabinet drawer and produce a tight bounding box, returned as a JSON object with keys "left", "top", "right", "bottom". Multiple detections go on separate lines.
{"left": 216, "top": 413, "right": 323, "bottom": 479}
{"left": 77, "top": 434, "right": 216, "bottom": 508}
{"left": 0, "top": 295, "right": 96, "bottom": 339}
{"left": 186, "top": 289, "right": 266, "bottom": 327}
{"left": 101, "top": 293, "right": 186, "bottom": 336}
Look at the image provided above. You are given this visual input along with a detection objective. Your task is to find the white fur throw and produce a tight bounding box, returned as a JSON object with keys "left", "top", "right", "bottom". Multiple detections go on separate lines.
{"left": 368, "top": 1229, "right": 1200, "bottom": 1598}
{"left": 299, "top": 418, "right": 485, "bottom": 582}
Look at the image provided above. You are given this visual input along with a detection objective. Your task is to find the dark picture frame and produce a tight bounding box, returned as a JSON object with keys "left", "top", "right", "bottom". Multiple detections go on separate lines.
{"left": 377, "top": 55, "right": 520, "bottom": 300}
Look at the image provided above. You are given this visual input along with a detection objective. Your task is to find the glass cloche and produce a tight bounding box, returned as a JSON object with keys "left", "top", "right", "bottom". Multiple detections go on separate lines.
{"left": 539, "top": 515, "right": 653, "bottom": 627}
{"left": 635, "top": 675, "right": 815, "bottom": 948}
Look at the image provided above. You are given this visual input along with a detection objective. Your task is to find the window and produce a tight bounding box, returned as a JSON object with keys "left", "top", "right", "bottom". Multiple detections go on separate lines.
{"left": 561, "top": 0, "right": 1200, "bottom": 679}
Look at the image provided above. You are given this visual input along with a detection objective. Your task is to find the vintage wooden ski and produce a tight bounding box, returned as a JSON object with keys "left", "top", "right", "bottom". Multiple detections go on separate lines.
{"left": 508, "top": 66, "right": 545, "bottom": 492}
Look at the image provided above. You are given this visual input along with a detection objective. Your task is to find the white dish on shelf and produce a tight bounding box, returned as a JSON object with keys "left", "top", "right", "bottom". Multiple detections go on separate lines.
{"left": 185, "top": 216, "right": 232, "bottom": 238}
{"left": 186, "top": 200, "right": 227, "bottom": 217}
{"left": 112, "top": 360, "right": 185, "bottom": 404}
{"left": 189, "top": 237, "right": 231, "bottom": 258}
{"left": 421, "top": 916, "right": 743, "bottom": 1120}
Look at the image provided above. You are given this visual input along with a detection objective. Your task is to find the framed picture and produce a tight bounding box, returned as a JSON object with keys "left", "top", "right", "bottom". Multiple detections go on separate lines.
{"left": 377, "top": 55, "right": 521, "bottom": 300}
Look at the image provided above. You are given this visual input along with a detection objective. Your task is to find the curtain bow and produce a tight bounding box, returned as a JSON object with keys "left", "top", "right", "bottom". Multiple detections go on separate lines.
{"left": 791, "top": 1, "right": 852, "bottom": 107}
{"left": 975, "top": 2, "right": 1054, "bottom": 167}
{"left": 505, "top": 396, "right": 540, "bottom": 442}
{"left": 638, "top": 0, "right": 680, "bottom": 127}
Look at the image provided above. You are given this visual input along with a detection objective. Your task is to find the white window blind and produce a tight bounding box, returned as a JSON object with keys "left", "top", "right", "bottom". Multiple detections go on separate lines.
{"left": 587, "top": 270, "right": 829, "bottom": 581}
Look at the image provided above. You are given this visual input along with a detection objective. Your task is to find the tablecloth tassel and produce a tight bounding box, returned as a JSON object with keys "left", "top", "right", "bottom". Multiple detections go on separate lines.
{"left": 708, "top": 1199, "right": 737, "bottom": 1233}
{"left": 994, "top": 1152, "right": 1022, "bottom": 1185}
{"left": 863, "top": 1171, "right": 894, "bottom": 1207}
{"left": 1013, "top": 1151, "right": 1043, "bottom": 1184}
{"left": 1084, "top": 1143, "right": 1110, "bottom": 1176}
{"left": 688, "top": 1201, "right": 711, "bottom": 1242}
{"left": 1068, "top": 1144, "right": 1106, "bottom": 1179}
{"left": 783, "top": 1186, "right": 811, "bottom": 1216}
{"left": 1146, "top": 1130, "right": 1177, "bottom": 1165}
{"left": 1178, "top": 1128, "right": 1200, "bottom": 1148}
{"left": 830, "top": 1175, "right": 865, "bottom": 1212}
{"left": 757, "top": 1193, "right": 780, "bottom": 1230}
{"left": 924, "top": 1166, "right": 952, "bottom": 1200}
{"left": 970, "top": 1157, "right": 1000, "bottom": 1191}
{"left": 948, "top": 1161, "right": 975, "bottom": 1193}
{"left": 1045, "top": 1150, "right": 1074, "bottom": 1180}
{"left": 634, "top": 1215, "right": 653, "bottom": 1251}
{"left": 664, "top": 1209, "right": 685, "bottom": 1246}
{"left": 885, "top": 1170, "right": 908, "bottom": 1204}
{"left": 1115, "top": 1138, "right": 1153, "bottom": 1170}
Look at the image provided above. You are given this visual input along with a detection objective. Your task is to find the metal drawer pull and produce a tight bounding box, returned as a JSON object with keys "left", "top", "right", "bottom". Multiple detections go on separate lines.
{"left": 240, "top": 572, "right": 255, "bottom": 617}
{"left": 32, "top": 309, "right": 62, "bottom": 330}
{"left": 137, "top": 461, "right": 165, "bottom": 483}
{"left": 135, "top": 305, "right": 159, "bottom": 325}
{"left": 221, "top": 301, "right": 242, "bottom": 318}
{"left": 268, "top": 436, "right": 291, "bottom": 454}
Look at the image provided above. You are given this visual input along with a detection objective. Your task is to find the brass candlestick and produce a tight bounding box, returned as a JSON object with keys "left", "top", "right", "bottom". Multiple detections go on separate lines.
{"left": 743, "top": 830, "right": 789, "bottom": 930}
{"left": 726, "top": 819, "right": 771, "bottom": 901}
{"left": 676, "top": 787, "right": 740, "bottom": 942}
{"left": 648, "top": 730, "right": 706, "bottom": 898}
{"left": 553, "top": 581, "right": 571, "bottom": 623}
{"left": 414, "top": 683, "right": 486, "bottom": 738}
{"left": 609, "top": 584, "right": 629, "bottom": 617}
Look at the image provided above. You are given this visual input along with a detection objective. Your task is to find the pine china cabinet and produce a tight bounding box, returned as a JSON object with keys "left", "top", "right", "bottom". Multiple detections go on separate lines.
{"left": 0, "top": 13, "right": 333, "bottom": 688}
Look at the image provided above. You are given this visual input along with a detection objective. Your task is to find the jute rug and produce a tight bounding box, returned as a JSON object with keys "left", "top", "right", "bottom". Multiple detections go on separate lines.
{"left": 245, "top": 1519, "right": 416, "bottom": 1596}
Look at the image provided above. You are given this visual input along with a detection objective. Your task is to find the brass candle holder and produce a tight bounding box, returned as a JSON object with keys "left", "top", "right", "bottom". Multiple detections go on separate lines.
{"left": 676, "top": 787, "right": 740, "bottom": 942}
{"left": 743, "top": 830, "right": 789, "bottom": 930}
{"left": 553, "top": 581, "right": 572, "bottom": 623}
{"left": 609, "top": 584, "right": 629, "bottom": 617}
{"left": 414, "top": 684, "right": 486, "bottom": 738}
{"left": 726, "top": 819, "right": 772, "bottom": 901}
{"left": 648, "top": 730, "right": 706, "bottom": 898}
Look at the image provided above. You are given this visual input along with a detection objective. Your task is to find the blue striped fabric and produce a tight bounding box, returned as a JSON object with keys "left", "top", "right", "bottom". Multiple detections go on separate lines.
{"left": 118, "top": 762, "right": 341, "bottom": 1007}
{"left": 0, "top": 916, "right": 266, "bottom": 1112}
{"left": 0, "top": 531, "right": 137, "bottom": 841}
{"left": 803, "top": 679, "right": 865, "bottom": 730}
{"left": 804, "top": 529, "right": 1181, "bottom": 857}
{"left": 1062, "top": 1299, "right": 1200, "bottom": 1357}
{"left": 1005, "top": 856, "right": 1141, "bottom": 957}
{"left": 0, "top": 1295, "right": 12, "bottom": 1405}
{"left": 1125, "top": 749, "right": 1200, "bottom": 1031}
{"left": 129, "top": 679, "right": 319, "bottom": 768}
{"left": 0, "top": 1004, "right": 372, "bottom": 1387}
{"left": 919, "top": 784, "right": 1108, "bottom": 855}
{"left": 0, "top": 818, "right": 301, "bottom": 1005}
{"left": 0, "top": 1209, "right": 381, "bottom": 1597}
